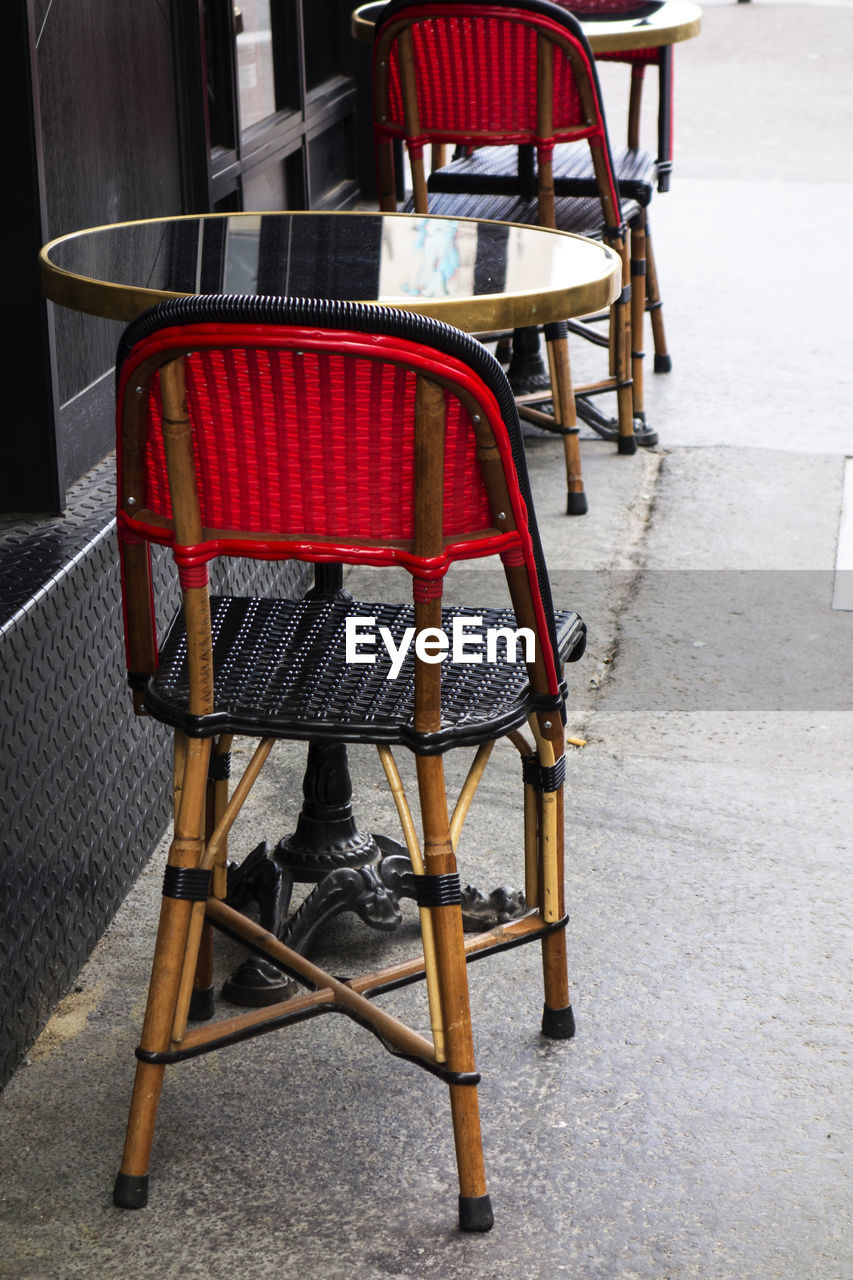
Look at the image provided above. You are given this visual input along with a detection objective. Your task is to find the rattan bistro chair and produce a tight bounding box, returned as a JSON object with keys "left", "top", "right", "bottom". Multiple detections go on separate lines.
{"left": 111, "top": 295, "right": 586, "bottom": 1231}
{"left": 426, "top": 0, "right": 677, "bottom": 412}
{"left": 373, "top": 0, "right": 644, "bottom": 519}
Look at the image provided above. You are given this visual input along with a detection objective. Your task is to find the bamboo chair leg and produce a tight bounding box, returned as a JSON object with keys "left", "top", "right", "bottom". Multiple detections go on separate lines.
{"left": 645, "top": 223, "right": 672, "bottom": 372}
{"left": 530, "top": 733, "right": 574, "bottom": 1040}
{"left": 539, "top": 779, "right": 574, "bottom": 1038}
{"left": 630, "top": 214, "right": 647, "bottom": 429}
{"left": 173, "top": 730, "right": 188, "bottom": 825}
{"left": 430, "top": 143, "right": 447, "bottom": 172}
{"left": 183, "top": 734, "right": 231, "bottom": 1024}
{"left": 448, "top": 1081, "right": 492, "bottom": 1229}
{"left": 114, "top": 737, "right": 212, "bottom": 1209}
{"left": 190, "top": 922, "right": 215, "bottom": 1019}
{"left": 544, "top": 324, "right": 587, "bottom": 517}
{"left": 611, "top": 244, "right": 637, "bottom": 456}
{"left": 376, "top": 140, "right": 398, "bottom": 212}
{"left": 523, "top": 780, "right": 540, "bottom": 909}
{"left": 541, "top": 925, "right": 574, "bottom": 1038}
{"left": 627, "top": 64, "right": 646, "bottom": 152}
{"left": 415, "top": 752, "right": 493, "bottom": 1232}
{"left": 377, "top": 745, "right": 446, "bottom": 1062}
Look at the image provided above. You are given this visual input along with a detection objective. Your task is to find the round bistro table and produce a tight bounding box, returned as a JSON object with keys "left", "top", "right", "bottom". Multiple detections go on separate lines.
{"left": 40, "top": 209, "right": 619, "bottom": 331}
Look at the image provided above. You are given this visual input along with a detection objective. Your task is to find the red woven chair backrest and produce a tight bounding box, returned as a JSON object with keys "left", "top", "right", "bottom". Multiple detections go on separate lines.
{"left": 128, "top": 340, "right": 493, "bottom": 550}
{"left": 115, "top": 297, "right": 565, "bottom": 701}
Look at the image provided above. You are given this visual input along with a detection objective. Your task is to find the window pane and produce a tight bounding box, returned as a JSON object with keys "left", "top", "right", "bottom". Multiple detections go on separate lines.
{"left": 304, "top": 0, "right": 352, "bottom": 92}
{"left": 236, "top": 0, "right": 276, "bottom": 128}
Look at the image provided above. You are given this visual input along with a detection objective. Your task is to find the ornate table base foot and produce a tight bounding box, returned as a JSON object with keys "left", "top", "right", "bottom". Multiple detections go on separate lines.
{"left": 215, "top": 714, "right": 525, "bottom": 1010}
{"left": 218, "top": 852, "right": 528, "bottom": 1010}
{"left": 219, "top": 838, "right": 411, "bottom": 1008}
{"left": 278, "top": 839, "right": 410, "bottom": 954}
{"left": 226, "top": 841, "right": 293, "bottom": 936}
{"left": 222, "top": 957, "right": 299, "bottom": 1007}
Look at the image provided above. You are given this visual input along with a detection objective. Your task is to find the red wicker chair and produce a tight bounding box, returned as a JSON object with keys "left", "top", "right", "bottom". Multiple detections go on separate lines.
{"left": 373, "top": 0, "right": 644, "bottom": 519}
{"left": 110, "top": 295, "right": 586, "bottom": 1231}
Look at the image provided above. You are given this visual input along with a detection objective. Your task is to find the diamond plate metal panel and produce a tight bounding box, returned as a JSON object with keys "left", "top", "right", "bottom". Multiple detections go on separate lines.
{"left": 0, "top": 457, "right": 309, "bottom": 1087}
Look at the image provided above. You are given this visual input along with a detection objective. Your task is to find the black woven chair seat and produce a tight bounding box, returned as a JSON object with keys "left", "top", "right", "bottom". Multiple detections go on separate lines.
{"left": 145, "top": 596, "right": 586, "bottom": 753}
{"left": 428, "top": 144, "right": 656, "bottom": 208}
{"left": 406, "top": 188, "right": 642, "bottom": 236}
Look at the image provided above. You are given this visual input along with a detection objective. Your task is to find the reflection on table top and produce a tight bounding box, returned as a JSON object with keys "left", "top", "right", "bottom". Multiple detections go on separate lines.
{"left": 40, "top": 210, "right": 620, "bottom": 332}
{"left": 351, "top": 1, "right": 702, "bottom": 52}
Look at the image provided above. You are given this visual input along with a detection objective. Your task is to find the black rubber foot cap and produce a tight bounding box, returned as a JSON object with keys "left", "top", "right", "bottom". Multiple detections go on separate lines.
{"left": 618, "top": 434, "right": 638, "bottom": 456}
{"left": 113, "top": 1172, "right": 149, "bottom": 1209}
{"left": 188, "top": 985, "right": 215, "bottom": 1021}
{"left": 566, "top": 491, "right": 588, "bottom": 517}
{"left": 459, "top": 1193, "right": 495, "bottom": 1232}
{"left": 654, "top": 354, "right": 672, "bottom": 373}
{"left": 542, "top": 1003, "right": 576, "bottom": 1040}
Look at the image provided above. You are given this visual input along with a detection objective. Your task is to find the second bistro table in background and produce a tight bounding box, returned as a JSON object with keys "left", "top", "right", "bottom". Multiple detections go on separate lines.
{"left": 351, "top": 1, "right": 702, "bottom": 53}
{"left": 41, "top": 210, "right": 620, "bottom": 997}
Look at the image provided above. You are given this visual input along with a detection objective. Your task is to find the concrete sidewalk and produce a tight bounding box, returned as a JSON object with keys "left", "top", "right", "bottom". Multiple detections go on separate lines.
{"left": 1, "top": 3, "right": 851, "bottom": 1278}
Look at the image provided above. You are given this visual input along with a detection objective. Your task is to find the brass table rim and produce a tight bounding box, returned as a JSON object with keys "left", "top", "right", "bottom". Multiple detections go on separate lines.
{"left": 39, "top": 209, "right": 621, "bottom": 332}
{"left": 351, "top": 0, "right": 702, "bottom": 51}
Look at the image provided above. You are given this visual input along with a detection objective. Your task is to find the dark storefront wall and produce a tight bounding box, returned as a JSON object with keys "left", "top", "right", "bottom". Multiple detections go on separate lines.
{"left": 1, "top": 0, "right": 358, "bottom": 1086}
{"left": 42, "top": 3, "right": 185, "bottom": 488}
